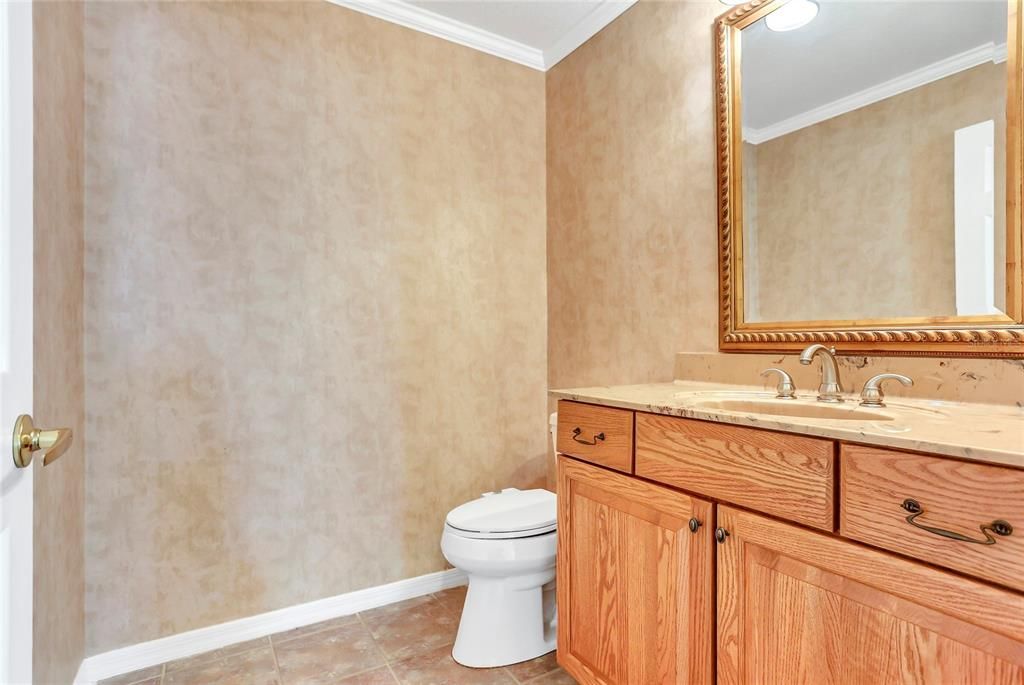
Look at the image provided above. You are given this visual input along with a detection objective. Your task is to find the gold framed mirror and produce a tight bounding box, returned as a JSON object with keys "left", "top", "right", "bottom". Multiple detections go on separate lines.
{"left": 715, "top": 0, "right": 1024, "bottom": 357}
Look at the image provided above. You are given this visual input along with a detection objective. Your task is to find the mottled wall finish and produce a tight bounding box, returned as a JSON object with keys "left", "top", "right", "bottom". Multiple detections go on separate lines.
{"left": 546, "top": 0, "right": 721, "bottom": 391}
{"left": 747, "top": 63, "right": 1006, "bottom": 322}
{"left": 33, "top": 1, "right": 86, "bottom": 682}
{"left": 84, "top": 2, "right": 547, "bottom": 653}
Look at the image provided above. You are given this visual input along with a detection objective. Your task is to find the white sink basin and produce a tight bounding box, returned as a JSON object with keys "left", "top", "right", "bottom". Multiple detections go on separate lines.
{"left": 670, "top": 390, "right": 948, "bottom": 424}
{"left": 691, "top": 398, "right": 894, "bottom": 422}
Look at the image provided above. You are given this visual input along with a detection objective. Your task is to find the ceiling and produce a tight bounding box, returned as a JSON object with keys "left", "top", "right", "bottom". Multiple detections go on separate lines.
{"left": 327, "top": 0, "right": 637, "bottom": 70}
{"left": 742, "top": 0, "right": 1007, "bottom": 140}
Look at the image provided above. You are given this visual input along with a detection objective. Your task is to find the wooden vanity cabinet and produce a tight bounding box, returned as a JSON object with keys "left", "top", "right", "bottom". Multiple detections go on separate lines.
{"left": 635, "top": 413, "right": 835, "bottom": 531}
{"left": 557, "top": 456, "right": 714, "bottom": 685}
{"left": 556, "top": 405, "right": 1024, "bottom": 685}
{"left": 840, "top": 443, "right": 1024, "bottom": 592}
{"left": 556, "top": 400, "right": 635, "bottom": 473}
{"left": 717, "top": 506, "right": 1024, "bottom": 684}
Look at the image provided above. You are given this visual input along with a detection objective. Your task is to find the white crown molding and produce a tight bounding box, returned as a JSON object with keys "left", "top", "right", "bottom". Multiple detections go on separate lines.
{"left": 324, "top": 0, "right": 636, "bottom": 71}
{"left": 544, "top": 1, "right": 637, "bottom": 68}
{"left": 76, "top": 568, "right": 467, "bottom": 684}
{"left": 326, "top": 0, "right": 544, "bottom": 69}
{"left": 744, "top": 41, "right": 1008, "bottom": 144}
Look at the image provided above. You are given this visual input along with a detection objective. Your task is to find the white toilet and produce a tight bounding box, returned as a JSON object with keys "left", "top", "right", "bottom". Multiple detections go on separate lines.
{"left": 439, "top": 414, "right": 559, "bottom": 668}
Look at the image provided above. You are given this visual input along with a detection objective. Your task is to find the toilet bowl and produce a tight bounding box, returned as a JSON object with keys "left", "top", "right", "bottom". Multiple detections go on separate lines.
{"left": 439, "top": 414, "right": 559, "bottom": 668}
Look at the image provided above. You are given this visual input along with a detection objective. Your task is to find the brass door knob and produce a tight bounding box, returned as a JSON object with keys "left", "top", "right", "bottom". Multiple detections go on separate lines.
{"left": 12, "top": 415, "right": 73, "bottom": 468}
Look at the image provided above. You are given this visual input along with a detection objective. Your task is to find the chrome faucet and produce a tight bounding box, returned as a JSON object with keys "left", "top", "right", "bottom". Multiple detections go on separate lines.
{"left": 860, "top": 373, "right": 913, "bottom": 408}
{"left": 799, "top": 344, "right": 843, "bottom": 402}
{"left": 761, "top": 368, "right": 797, "bottom": 399}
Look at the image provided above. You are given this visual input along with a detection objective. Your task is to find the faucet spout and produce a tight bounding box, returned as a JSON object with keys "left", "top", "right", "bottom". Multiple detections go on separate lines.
{"left": 799, "top": 344, "right": 843, "bottom": 403}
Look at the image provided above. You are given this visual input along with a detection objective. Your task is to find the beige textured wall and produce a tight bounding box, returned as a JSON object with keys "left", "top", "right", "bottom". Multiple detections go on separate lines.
{"left": 84, "top": 1, "right": 547, "bottom": 653}
{"left": 33, "top": 1, "right": 86, "bottom": 682}
{"left": 747, "top": 62, "right": 1007, "bottom": 322}
{"left": 547, "top": 0, "right": 721, "bottom": 391}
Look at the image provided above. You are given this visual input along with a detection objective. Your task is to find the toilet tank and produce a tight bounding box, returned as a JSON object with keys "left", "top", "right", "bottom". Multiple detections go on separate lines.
{"left": 549, "top": 412, "right": 558, "bottom": 457}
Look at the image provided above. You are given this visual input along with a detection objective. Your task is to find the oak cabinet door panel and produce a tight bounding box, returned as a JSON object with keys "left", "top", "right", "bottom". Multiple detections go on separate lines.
{"left": 717, "top": 506, "right": 1024, "bottom": 685}
{"left": 557, "top": 456, "right": 713, "bottom": 685}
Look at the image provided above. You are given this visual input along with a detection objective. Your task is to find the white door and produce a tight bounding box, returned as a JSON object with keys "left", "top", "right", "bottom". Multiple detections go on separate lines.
{"left": 0, "top": 1, "right": 33, "bottom": 683}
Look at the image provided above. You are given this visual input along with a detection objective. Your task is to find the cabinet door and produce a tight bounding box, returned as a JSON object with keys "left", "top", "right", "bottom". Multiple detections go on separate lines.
{"left": 557, "top": 456, "right": 713, "bottom": 685}
{"left": 717, "top": 506, "right": 1024, "bottom": 685}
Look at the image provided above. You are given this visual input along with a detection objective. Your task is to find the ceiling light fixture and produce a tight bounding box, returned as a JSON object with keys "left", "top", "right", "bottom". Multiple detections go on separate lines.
{"left": 765, "top": 0, "right": 819, "bottom": 31}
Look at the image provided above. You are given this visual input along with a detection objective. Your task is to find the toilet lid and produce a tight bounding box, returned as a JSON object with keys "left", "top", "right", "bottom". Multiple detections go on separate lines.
{"left": 446, "top": 488, "right": 556, "bottom": 536}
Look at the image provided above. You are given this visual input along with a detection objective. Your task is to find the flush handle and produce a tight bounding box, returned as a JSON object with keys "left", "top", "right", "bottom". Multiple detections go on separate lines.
{"left": 12, "top": 414, "right": 73, "bottom": 468}
{"left": 571, "top": 427, "right": 605, "bottom": 446}
{"left": 901, "top": 499, "right": 1013, "bottom": 545}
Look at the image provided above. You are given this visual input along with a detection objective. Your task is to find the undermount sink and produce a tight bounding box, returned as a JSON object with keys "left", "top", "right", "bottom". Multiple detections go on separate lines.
{"left": 691, "top": 398, "right": 895, "bottom": 422}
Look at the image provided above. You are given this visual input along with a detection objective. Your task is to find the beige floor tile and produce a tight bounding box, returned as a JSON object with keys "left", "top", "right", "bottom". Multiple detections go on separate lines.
{"left": 361, "top": 597, "right": 459, "bottom": 661}
{"left": 390, "top": 645, "right": 515, "bottom": 685}
{"left": 523, "top": 669, "right": 576, "bottom": 684}
{"left": 273, "top": 614, "right": 361, "bottom": 644}
{"left": 504, "top": 652, "right": 558, "bottom": 682}
{"left": 431, "top": 586, "right": 467, "bottom": 616}
{"left": 163, "top": 645, "right": 279, "bottom": 685}
{"left": 164, "top": 636, "right": 271, "bottom": 673}
{"left": 337, "top": 666, "right": 399, "bottom": 684}
{"left": 274, "top": 621, "right": 386, "bottom": 684}
{"left": 97, "top": 665, "right": 163, "bottom": 685}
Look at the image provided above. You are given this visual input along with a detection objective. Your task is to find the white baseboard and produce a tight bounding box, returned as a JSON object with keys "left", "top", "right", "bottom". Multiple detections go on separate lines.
{"left": 76, "top": 568, "right": 467, "bottom": 684}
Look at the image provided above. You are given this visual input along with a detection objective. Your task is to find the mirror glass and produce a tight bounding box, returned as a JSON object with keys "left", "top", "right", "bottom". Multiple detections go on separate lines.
{"left": 740, "top": 0, "right": 1008, "bottom": 323}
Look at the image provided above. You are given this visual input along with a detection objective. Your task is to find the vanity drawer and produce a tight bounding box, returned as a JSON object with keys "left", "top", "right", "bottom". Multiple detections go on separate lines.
{"left": 556, "top": 400, "right": 634, "bottom": 473}
{"left": 841, "top": 444, "right": 1024, "bottom": 592}
{"left": 635, "top": 413, "right": 835, "bottom": 531}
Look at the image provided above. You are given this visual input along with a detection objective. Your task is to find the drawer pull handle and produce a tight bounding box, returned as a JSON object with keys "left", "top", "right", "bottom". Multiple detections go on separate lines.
{"left": 901, "top": 499, "right": 1014, "bottom": 545}
{"left": 572, "top": 427, "right": 605, "bottom": 445}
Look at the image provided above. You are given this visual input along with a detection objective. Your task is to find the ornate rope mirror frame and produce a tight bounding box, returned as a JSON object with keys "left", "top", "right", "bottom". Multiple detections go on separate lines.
{"left": 715, "top": 0, "right": 1024, "bottom": 357}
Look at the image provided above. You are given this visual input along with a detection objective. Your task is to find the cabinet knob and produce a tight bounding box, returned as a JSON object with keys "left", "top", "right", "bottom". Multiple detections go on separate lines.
{"left": 688, "top": 518, "right": 702, "bottom": 533}
{"left": 715, "top": 527, "right": 730, "bottom": 544}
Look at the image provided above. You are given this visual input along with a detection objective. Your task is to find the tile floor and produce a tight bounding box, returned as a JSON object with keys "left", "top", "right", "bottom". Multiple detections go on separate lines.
{"left": 99, "top": 587, "right": 575, "bottom": 685}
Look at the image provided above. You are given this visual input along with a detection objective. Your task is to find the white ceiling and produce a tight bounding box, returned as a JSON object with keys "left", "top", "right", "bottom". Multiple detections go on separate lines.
{"left": 328, "top": 0, "right": 637, "bottom": 70}
{"left": 407, "top": 1, "right": 598, "bottom": 48}
{"left": 742, "top": 0, "right": 1007, "bottom": 137}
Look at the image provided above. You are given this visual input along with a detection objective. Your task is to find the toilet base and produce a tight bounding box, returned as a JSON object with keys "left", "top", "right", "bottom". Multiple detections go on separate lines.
{"left": 452, "top": 574, "right": 557, "bottom": 668}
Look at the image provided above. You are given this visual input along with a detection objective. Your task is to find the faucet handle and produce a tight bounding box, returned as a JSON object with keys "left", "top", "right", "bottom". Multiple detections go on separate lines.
{"left": 761, "top": 368, "right": 797, "bottom": 399}
{"left": 860, "top": 373, "right": 913, "bottom": 408}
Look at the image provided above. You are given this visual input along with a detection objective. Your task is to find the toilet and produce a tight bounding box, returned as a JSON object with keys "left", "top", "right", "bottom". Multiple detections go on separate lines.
{"left": 439, "top": 413, "right": 559, "bottom": 668}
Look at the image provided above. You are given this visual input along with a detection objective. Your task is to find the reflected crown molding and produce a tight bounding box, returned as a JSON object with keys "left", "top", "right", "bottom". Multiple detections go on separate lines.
{"left": 324, "top": 0, "right": 637, "bottom": 71}
{"left": 744, "top": 41, "right": 1008, "bottom": 144}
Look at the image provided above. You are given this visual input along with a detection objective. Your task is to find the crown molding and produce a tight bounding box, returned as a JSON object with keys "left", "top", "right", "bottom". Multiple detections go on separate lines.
{"left": 744, "top": 41, "right": 1009, "bottom": 144}
{"left": 544, "top": 1, "right": 637, "bottom": 68}
{"left": 325, "top": 0, "right": 636, "bottom": 71}
{"left": 327, "top": 0, "right": 544, "bottom": 69}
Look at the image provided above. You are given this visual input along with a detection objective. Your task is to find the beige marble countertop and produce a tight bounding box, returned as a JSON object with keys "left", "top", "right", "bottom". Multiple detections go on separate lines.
{"left": 550, "top": 381, "right": 1024, "bottom": 470}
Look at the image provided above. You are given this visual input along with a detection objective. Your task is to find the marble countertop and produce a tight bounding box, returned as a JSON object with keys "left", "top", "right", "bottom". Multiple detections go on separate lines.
{"left": 550, "top": 381, "right": 1024, "bottom": 470}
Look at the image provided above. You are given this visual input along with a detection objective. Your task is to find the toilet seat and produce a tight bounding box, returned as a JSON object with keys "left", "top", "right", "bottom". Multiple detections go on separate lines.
{"left": 445, "top": 488, "right": 556, "bottom": 540}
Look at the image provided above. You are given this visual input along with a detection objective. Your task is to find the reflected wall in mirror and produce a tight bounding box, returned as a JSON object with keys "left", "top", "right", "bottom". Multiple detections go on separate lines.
{"left": 715, "top": 0, "right": 1024, "bottom": 356}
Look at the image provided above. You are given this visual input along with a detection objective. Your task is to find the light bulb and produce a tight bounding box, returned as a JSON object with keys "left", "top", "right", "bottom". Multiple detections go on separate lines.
{"left": 765, "top": 0, "right": 819, "bottom": 31}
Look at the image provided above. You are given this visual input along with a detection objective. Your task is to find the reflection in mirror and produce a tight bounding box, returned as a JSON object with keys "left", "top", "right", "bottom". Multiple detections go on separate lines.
{"left": 740, "top": 1, "right": 1007, "bottom": 323}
